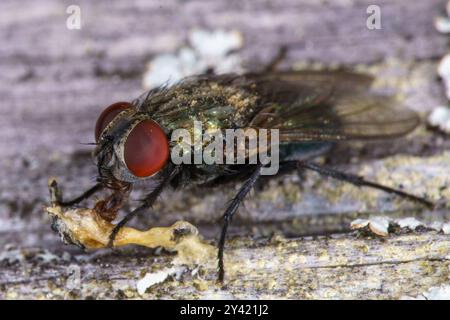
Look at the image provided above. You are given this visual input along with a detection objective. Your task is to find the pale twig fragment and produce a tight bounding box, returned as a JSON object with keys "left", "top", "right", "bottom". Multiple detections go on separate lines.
{"left": 45, "top": 205, "right": 216, "bottom": 266}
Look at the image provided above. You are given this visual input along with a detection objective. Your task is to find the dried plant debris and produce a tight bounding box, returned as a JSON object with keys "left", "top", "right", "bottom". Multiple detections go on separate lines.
{"left": 142, "top": 29, "right": 244, "bottom": 89}
{"left": 44, "top": 189, "right": 218, "bottom": 295}
{"left": 351, "top": 216, "right": 450, "bottom": 236}
{"left": 46, "top": 178, "right": 215, "bottom": 273}
{"left": 46, "top": 205, "right": 215, "bottom": 264}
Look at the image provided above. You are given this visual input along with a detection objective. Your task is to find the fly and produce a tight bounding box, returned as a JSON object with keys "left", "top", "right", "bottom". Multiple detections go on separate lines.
{"left": 54, "top": 69, "right": 435, "bottom": 282}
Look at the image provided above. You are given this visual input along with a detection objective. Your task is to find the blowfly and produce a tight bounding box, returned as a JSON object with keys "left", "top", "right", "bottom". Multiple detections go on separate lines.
{"left": 54, "top": 69, "right": 434, "bottom": 281}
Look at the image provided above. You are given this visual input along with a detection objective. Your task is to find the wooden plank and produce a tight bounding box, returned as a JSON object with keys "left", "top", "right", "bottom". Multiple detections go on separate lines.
{"left": 1, "top": 231, "right": 449, "bottom": 299}
{"left": 0, "top": 0, "right": 449, "bottom": 299}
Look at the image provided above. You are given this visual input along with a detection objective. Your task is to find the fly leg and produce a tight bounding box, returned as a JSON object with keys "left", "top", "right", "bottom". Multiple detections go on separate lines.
{"left": 107, "top": 165, "right": 179, "bottom": 248}
{"left": 262, "top": 46, "right": 288, "bottom": 73}
{"left": 51, "top": 181, "right": 104, "bottom": 207}
{"left": 93, "top": 187, "right": 131, "bottom": 222}
{"left": 298, "top": 161, "right": 435, "bottom": 209}
{"left": 218, "top": 165, "right": 262, "bottom": 282}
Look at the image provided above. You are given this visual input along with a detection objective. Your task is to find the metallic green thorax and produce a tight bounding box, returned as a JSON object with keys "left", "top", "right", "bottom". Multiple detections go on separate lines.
{"left": 139, "top": 79, "right": 260, "bottom": 134}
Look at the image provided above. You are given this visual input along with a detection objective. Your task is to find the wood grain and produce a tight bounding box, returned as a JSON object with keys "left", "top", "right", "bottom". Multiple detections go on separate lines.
{"left": 0, "top": 0, "right": 449, "bottom": 299}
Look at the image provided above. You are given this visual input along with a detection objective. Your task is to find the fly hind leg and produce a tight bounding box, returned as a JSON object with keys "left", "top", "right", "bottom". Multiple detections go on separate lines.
{"left": 297, "top": 161, "right": 435, "bottom": 209}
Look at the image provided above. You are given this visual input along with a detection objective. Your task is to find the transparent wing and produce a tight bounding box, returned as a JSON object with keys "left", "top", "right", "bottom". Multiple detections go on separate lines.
{"left": 246, "top": 71, "right": 419, "bottom": 142}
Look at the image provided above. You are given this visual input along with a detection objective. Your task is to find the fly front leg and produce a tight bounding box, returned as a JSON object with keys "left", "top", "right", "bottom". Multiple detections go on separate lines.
{"left": 93, "top": 187, "right": 131, "bottom": 222}
{"left": 107, "top": 165, "right": 180, "bottom": 248}
{"left": 218, "top": 164, "right": 262, "bottom": 282}
{"left": 49, "top": 180, "right": 104, "bottom": 207}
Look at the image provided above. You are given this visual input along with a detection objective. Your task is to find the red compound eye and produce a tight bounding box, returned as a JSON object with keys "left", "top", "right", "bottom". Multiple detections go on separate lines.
{"left": 124, "top": 120, "right": 169, "bottom": 177}
{"left": 95, "top": 102, "right": 132, "bottom": 142}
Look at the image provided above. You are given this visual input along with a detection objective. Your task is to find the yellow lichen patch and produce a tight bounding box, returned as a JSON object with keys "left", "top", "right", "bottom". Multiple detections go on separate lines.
{"left": 257, "top": 178, "right": 302, "bottom": 205}
{"left": 373, "top": 152, "right": 450, "bottom": 203}
{"left": 193, "top": 279, "right": 209, "bottom": 291}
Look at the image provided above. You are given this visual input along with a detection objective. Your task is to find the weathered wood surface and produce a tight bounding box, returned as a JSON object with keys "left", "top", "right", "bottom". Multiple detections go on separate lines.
{"left": 0, "top": 0, "right": 449, "bottom": 299}
{"left": 1, "top": 231, "right": 449, "bottom": 299}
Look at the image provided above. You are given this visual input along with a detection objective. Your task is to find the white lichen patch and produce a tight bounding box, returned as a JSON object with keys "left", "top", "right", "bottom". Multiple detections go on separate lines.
{"left": 423, "top": 285, "right": 450, "bottom": 299}
{"left": 438, "top": 54, "right": 450, "bottom": 88}
{"left": 442, "top": 222, "right": 450, "bottom": 235}
{"left": 396, "top": 217, "right": 423, "bottom": 230}
{"left": 432, "top": 3, "right": 450, "bottom": 134}
{"left": 142, "top": 29, "right": 244, "bottom": 89}
{"left": 351, "top": 216, "right": 450, "bottom": 236}
{"left": 0, "top": 248, "right": 25, "bottom": 264}
{"left": 435, "top": 1, "right": 450, "bottom": 33}
{"left": 35, "top": 250, "right": 61, "bottom": 264}
{"left": 428, "top": 105, "right": 450, "bottom": 133}
{"left": 435, "top": 16, "right": 450, "bottom": 33}
{"left": 189, "top": 29, "right": 243, "bottom": 60}
{"left": 136, "top": 267, "right": 181, "bottom": 296}
{"left": 404, "top": 285, "right": 450, "bottom": 300}
{"left": 350, "top": 217, "right": 390, "bottom": 236}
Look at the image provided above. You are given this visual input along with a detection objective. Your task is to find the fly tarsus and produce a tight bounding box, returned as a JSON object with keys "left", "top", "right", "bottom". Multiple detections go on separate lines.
{"left": 60, "top": 183, "right": 104, "bottom": 207}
